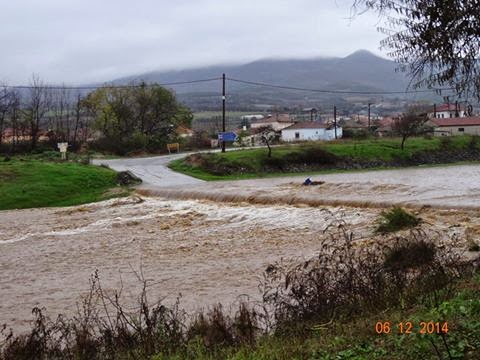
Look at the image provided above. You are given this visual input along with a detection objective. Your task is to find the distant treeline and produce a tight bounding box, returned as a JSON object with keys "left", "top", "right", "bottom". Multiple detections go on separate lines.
{"left": 0, "top": 77, "right": 192, "bottom": 155}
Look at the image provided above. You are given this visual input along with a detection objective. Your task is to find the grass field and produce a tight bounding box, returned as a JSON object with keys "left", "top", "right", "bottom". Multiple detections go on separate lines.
{"left": 169, "top": 136, "right": 478, "bottom": 180}
{"left": 193, "top": 111, "right": 256, "bottom": 121}
{"left": 0, "top": 158, "right": 125, "bottom": 210}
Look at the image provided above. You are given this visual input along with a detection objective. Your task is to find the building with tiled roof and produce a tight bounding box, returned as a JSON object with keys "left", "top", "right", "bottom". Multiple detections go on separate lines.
{"left": 429, "top": 117, "right": 480, "bottom": 136}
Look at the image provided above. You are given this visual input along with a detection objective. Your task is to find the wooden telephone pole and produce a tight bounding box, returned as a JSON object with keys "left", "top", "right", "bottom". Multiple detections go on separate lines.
{"left": 222, "top": 73, "right": 226, "bottom": 153}
{"left": 334, "top": 105, "right": 337, "bottom": 139}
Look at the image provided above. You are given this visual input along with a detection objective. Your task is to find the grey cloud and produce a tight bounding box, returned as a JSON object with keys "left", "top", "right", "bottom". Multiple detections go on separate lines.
{"left": 0, "top": 0, "right": 385, "bottom": 84}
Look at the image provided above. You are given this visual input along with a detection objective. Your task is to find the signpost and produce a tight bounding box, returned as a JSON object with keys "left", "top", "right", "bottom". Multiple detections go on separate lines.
{"left": 57, "top": 142, "right": 68, "bottom": 160}
{"left": 218, "top": 132, "right": 237, "bottom": 142}
{"left": 166, "top": 143, "right": 180, "bottom": 154}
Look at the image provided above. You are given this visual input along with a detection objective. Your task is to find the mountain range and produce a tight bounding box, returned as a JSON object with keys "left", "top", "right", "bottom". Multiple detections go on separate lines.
{"left": 114, "top": 50, "right": 409, "bottom": 94}
{"left": 111, "top": 50, "right": 429, "bottom": 111}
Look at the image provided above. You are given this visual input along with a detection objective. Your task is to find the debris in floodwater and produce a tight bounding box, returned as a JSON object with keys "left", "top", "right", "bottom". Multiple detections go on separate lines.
{"left": 303, "top": 177, "right": 325, "bottom": 186}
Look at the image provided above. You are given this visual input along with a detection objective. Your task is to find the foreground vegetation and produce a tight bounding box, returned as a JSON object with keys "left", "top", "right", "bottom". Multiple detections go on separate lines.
{"left": 0, "top": 153, "right": 125, "bottom": 210}
{"left": 1, "top": 219, "right": 479, "bottom": 359}
{"left": 170, "top": 136, "right": 480, "bottom": 180}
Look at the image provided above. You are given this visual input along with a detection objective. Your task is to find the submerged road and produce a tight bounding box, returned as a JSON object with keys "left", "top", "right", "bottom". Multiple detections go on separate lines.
{"left": 93, "top": 152, "right": 480, "bottom": 209}
{"left": 92, "top": 152, "right": 203, "bottom": 187}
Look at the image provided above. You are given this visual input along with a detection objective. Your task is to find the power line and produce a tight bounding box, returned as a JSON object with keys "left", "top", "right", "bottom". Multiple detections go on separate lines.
{"left": 227, "top": 77, "right": 456, "bottom": 95}
{"left": 1, "top": 77, "right": 222, "bottom": 90}
{"left": 1, "top": 75, "right": 458, "bottom": 95}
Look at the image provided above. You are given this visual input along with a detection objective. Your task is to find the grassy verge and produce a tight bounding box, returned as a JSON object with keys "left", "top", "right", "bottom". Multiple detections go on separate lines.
{"left": 169, "top": 136, "right": 480, "bottom": 181}
{"left": 0, "top": 157, "right": 127, "bottom": 210}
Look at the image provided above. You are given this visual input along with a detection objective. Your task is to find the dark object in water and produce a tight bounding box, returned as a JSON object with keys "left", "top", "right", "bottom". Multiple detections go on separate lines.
{"left": 303, "top": 177, "right": 324, "bottom": 186}
{"left": 303, "top": 177, "right": 312, "bottom": 185}
{"left": 117, "top": 171, "right": 142, "bottom": 186}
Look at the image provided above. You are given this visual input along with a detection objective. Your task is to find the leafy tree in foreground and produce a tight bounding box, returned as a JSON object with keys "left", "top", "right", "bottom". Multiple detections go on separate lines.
{"left": 83, "top": 83, "right": 192, "bottom": 154}
{"left": 354, "top": 0, "right": 480, "bottom": 100}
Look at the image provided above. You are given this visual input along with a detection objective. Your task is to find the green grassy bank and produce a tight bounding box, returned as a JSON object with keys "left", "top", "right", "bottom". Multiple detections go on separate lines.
{"left": 0, "top": 157, "right": 125, "bottom": 210}
{"left": 169, "top": 136, "right": 479, "bottom": 181}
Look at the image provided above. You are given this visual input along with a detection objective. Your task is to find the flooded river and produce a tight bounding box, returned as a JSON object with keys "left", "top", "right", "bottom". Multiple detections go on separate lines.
{"left": 1, "top": 164, "right": 480, "bottom": 333}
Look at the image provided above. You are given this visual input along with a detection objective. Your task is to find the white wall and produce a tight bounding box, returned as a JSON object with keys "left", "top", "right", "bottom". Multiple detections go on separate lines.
{"left": 281, "top": 127, "right": 342, "bottom": 142}
{"left": 429, "top": 110, "right": 466, "bottom": 118}
{"left": 434, "top": 125, "right": 480, "bottom": 136}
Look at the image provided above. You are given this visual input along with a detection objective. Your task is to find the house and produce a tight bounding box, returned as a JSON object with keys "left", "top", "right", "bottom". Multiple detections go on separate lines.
{"left": 281, "top": 122, "right": 342, "bottom": 142}
{"left": 428, "top": 103, "right": 467, "bottom": 119}
{"left": 373, "top": 116, "right": 396, "bottom": 137}
{"left": 250, "top": 113, "right": 295, "bottom": 131}
{"left": 429, "top": 117, "right": 480, "bottom": 136}
{"left": 176, "top": 125, "right": 193, "bottom": 138}
{"left": 1, "top": 128, "right": 52, "bottom": 143}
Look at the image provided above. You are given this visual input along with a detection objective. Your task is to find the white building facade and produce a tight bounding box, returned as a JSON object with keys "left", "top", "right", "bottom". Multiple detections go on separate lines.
{"left": 281, "top": 122, "right": 342, "bottom": 142}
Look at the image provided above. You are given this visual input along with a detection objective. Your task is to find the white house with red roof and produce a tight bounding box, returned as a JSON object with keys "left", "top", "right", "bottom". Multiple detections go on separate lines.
{"left": 281, "top": 122, "right": 342, "bottom": 142}
{"left": 428, "top": 103, "right": 467, "bottom": 119}
{"left": 430, "top": 117, "right": 480, "bottom": 136}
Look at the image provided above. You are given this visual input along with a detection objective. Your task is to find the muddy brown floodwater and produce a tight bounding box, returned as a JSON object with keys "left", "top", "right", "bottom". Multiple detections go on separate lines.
{"left": 1, "top": 164, "right": 480, "bottom": 334}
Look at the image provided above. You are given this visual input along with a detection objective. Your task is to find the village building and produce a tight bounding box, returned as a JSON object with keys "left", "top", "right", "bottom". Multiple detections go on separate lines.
{"left": 1, "top": 128, "right": 52, "bottom": 143}
{"left": 250, "top": 113, "right": 295, "bottom": 131}
{"left": 176, "top": 125, "right": 193, "bottom": 138}
{"left": 281, "top": 122, "right": 342, "bottom": 142}
{"left": 428, "top": 103, "right": 467, "bottom": 119}
{"left": 429, "top": 117, "right": 480, "bottom": 136}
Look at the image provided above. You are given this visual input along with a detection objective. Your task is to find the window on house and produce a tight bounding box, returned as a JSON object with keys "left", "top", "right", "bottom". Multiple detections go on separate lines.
{"left": 458, "top": 128, "right": 464, "bottom": 132}
{"left": 442, "top": 114, "right": 445, "bottom": 118}
{"left": 450, "top": 113, "right": 453, "bottom": 118}
{"left": 295, "top": 132, "right": 300, "bottom": 139}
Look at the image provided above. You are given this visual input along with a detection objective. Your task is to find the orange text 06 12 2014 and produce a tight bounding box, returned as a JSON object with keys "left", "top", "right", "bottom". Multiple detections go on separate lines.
{"left": 375, "top": 321, "right": 449, "bottom": 334}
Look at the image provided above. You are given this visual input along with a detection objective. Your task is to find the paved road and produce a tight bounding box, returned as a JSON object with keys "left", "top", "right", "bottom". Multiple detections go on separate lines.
{"left": 92, "top": 152, "right": 203, "bottom": 187}
{"left": 93, "top": 152, "right": 480, "bottom": 209}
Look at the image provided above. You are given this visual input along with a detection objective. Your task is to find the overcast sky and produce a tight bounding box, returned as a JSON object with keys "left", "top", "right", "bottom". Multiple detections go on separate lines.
{"left": 0, "top": 0, "right": 385, "bottom": 85}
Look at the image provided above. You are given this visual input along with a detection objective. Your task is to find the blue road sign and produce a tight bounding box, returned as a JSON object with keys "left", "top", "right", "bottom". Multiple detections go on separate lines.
{"left": 218, "top": 132, "right": 237, "bottom": 142}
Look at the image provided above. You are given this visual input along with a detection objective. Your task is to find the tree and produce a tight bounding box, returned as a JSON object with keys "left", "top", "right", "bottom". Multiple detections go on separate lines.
{"left": 256, "top": 125, "right": 276, "bottom": 158}
{"left": 24, "top": 75, "right": 52, "bottom": 150}
{"left": 392, "top": 107, "right": 427, "bottom": 150}
{"left": 0, "top": 86, "right": 13, "bottom": 147}
{"left": 83, "top": 83, "right": 192, "bottom": 154}
{"left": 354, "top": 0, "right": 480, "bottom": 100}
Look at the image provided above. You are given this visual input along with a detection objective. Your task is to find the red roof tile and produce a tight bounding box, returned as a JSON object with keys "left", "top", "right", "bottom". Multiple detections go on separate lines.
{"left": 433, "top": 103, "right": 466, "bottom": 112}
{"left": 282, "top": 122, "right": 328, "bottom": 130}
{"left": 431, "top": 117, "right": 480, "bottom": 127}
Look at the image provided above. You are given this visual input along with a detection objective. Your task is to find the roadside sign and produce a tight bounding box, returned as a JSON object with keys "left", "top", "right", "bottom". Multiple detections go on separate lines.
{"left": 57, "top": 142, "right": 68, "bottom": 160}
{"left": 218, "top": 132, "right": 237, "bottom": 142}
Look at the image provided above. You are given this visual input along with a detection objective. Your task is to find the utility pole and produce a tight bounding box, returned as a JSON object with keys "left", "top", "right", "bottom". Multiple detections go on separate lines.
{"left": 334, "top": 105, "right": 337, "bottom": 140}
{"left": 368, "top": 103, "right": 372, "bottom": 130}
{"left": 222, "top": 73, "right": 226, "bottom": 153}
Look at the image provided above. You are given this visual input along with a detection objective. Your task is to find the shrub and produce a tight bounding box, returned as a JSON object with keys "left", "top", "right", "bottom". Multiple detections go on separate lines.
{"left": 468, "top": 239, "right": 480, "bottom": 252}
{"left": 383, "top": 239, "right": 435, "bottom": 270}
{"left": 376, "top": 207, "right": 421, "bottom": 233}
{"left": 468, "top": 135, "right": 480, "bottom": 150}
{"left": 439, "top": 136, "right": 453, "bottom": 150}
{"left": 261, "top": 225, "right": 463, "bottom": 333}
